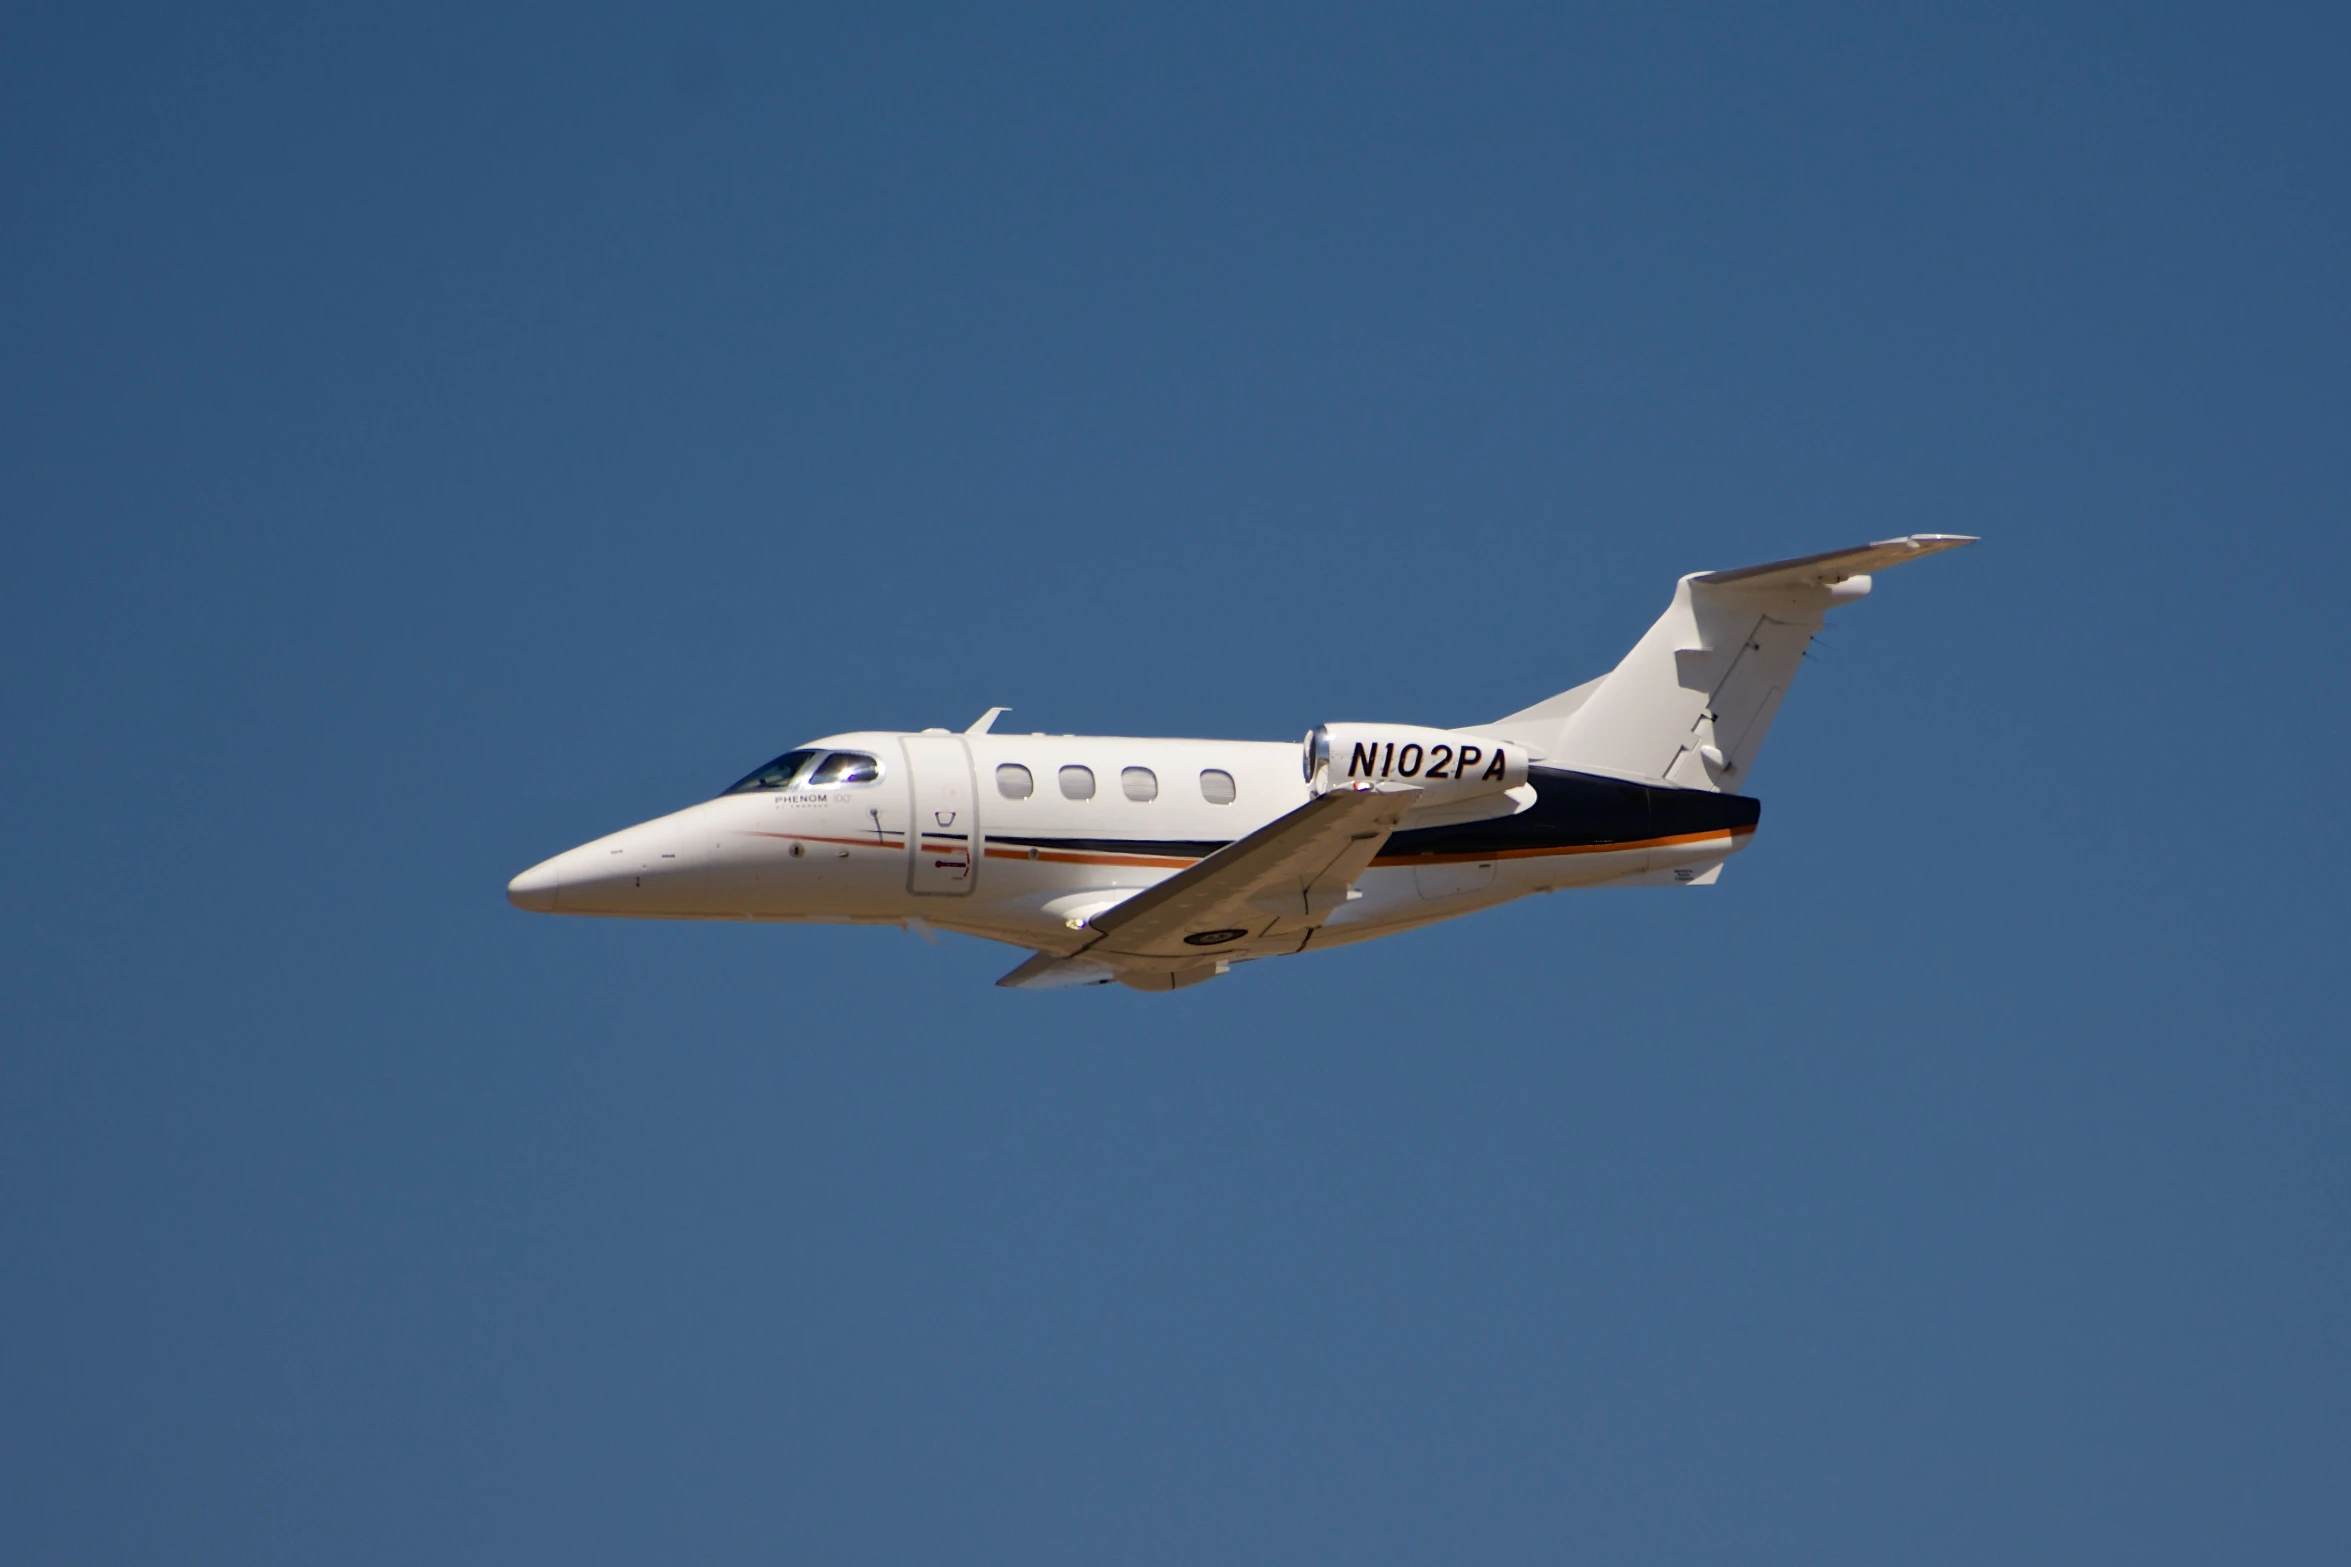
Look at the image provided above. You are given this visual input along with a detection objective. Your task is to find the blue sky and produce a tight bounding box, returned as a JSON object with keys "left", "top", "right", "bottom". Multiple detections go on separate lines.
{"left": 5, "top": 4, "right": 2347, "bottom": 1562}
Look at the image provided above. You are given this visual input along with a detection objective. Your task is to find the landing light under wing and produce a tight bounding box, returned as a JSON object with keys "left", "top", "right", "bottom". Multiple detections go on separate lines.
{"left": 996, "top": 782, "right": 1417, "bottom": 991}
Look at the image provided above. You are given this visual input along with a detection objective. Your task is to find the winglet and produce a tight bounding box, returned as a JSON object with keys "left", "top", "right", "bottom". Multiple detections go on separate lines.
{"left": 966, "top": 706, "right": 1011, "bottom": 734}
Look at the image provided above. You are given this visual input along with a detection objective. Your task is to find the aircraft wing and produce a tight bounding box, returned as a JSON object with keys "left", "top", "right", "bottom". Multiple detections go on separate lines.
{"left": 995, "top": 782, "right": 1416, "bottom": 991}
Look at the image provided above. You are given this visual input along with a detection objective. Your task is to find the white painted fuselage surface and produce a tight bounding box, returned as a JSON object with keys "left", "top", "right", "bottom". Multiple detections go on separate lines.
{"left": 506, "top": 536, "right": 1974, "bottom": 990}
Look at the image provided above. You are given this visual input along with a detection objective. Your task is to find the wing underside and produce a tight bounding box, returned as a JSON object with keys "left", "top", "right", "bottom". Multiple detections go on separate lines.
{"left": 996, "top": 783, "right": 1416, "bottom": 991}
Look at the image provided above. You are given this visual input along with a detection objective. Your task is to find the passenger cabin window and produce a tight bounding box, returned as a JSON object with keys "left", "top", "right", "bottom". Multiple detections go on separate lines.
{"left": 1059, "top": 765, "right": 1096, "bottom": 800}
{"left": 1199, "top": 768, "right": 1237, "bottom": 804}
{"left": 1121, "top": 766, "right": 1158, "bottom": 802}
{"left": 997, "top": 763, "right": 1034, "bottom": 799}
{"left": 723, "top": 748, "right": 821, "bottom": 795}
{"left": 805, "top": 751, "right": 881, "bottom": 787}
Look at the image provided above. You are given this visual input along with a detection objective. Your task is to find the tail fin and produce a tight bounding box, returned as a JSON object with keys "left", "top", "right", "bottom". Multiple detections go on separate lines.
{"left": 1486, "top": 535, "right": 1974, "bottom": 789}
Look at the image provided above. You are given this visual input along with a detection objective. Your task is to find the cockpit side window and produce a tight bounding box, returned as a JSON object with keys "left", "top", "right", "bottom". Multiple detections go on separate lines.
{"left": 723, "top": 748, "right": 822, "bottom": 795}
{"left": 805, "top": 751, "right": 882, "bottom": 787}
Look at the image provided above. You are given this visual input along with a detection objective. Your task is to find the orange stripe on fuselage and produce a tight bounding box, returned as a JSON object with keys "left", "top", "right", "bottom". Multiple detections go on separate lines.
{"left": 747, "top": 825, "right": 1754, "bottom": 870}
{"left": 981, "top": 846, "right": 1198, "bottom": 868}
{"left": 745, "top": 831, "right": 898, "bottom": 851}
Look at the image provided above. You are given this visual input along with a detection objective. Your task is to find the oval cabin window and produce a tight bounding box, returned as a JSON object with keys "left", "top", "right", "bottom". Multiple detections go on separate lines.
{"left": 1059, "top": 765, "right": 1096, "bottom": 800}
{"left": 996, "top": 763, "right": 1034, "bottom": 799}
{"left": 1121, "top": 766, "right": 1158, "bottom": 802}
{"left": 1199, "top": 768, "right": 1237, "bottom": 804}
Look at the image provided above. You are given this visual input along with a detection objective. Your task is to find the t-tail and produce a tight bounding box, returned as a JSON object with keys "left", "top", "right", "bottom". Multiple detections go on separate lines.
{"left": 1485, "top": 535, "right": 1976, "bottom": 789}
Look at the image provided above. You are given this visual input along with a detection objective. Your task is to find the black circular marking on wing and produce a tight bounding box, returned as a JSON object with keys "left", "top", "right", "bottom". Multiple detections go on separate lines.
{"left": 1183, "top": 928, "right": 1249, "bottom": 947}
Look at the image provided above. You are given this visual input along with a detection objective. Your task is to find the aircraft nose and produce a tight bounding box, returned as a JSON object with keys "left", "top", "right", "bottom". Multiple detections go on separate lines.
{"left": 507, "top": 858, "right": 561, "bottom": 913}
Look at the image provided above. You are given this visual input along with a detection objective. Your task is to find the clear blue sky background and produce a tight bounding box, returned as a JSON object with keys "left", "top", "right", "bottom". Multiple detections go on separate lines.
{"left": 5, "top": 5, "right": 2347, "bottom": 1562}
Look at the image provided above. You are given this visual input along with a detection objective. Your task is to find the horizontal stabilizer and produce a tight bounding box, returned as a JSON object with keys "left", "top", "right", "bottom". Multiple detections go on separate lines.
{"left": 1692, "top": 534, "right": 1976, "bottom": 590}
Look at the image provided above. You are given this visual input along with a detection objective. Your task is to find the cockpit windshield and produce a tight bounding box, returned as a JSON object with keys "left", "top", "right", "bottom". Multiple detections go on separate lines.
{"left": 723, "top": 749, "right": 821, "bottom": 795}
{"left": 722, "top": 748, "right": 884, "bottom": 796}
{"left": 805, "top": 751, "right": 882, "bottom": 786}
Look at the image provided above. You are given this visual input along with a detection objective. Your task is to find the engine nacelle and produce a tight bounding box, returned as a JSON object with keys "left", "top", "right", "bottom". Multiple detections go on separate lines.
{"left": 1304, "top": 723, "right": 1529, "bottom": 800}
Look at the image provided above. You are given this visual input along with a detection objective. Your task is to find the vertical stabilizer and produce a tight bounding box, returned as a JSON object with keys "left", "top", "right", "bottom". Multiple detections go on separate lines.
{"left": 1486, "top": 535, "right": 1973, "bottom": 789}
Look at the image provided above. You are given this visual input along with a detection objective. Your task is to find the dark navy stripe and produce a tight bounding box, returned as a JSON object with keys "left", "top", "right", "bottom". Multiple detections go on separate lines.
{"left": 983, "top": 770, "right": 1756, "bottom": 864}
{"left": 1373, "top": 768, "right": 1759, "bottom": 862}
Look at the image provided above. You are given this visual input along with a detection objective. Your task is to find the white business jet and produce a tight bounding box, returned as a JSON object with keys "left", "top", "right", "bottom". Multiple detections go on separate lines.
{"left": 508, "top": 536, "right": 1972, "bottom": 990}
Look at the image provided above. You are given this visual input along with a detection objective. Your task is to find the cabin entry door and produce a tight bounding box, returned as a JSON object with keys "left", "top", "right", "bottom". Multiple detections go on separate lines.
{"left": 900, "top": 735, "right": 977, "bottom": 896}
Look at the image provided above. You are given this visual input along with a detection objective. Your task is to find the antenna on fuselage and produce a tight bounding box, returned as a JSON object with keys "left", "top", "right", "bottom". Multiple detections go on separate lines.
{"left": 966, "top": 707, "right": 1011, "bottom": 734}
